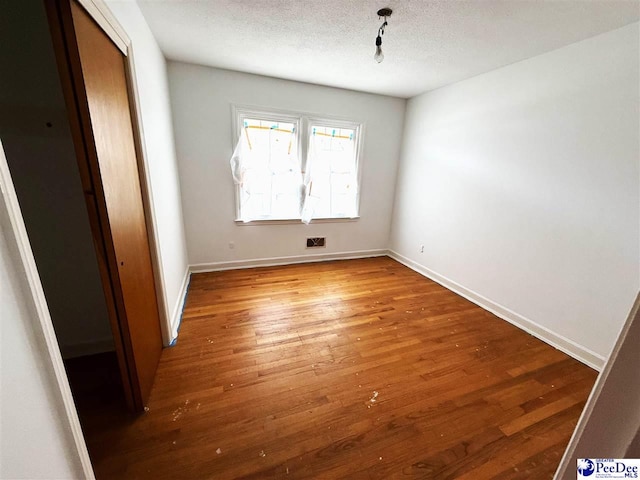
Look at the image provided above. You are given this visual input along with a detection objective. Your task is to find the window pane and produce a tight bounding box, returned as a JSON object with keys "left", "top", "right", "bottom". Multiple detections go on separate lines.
{"left": 309, "top": 126, "right": 357, "bottom": 218}
{"left": 240, "top": 118, "right": 300, "bottom": 220}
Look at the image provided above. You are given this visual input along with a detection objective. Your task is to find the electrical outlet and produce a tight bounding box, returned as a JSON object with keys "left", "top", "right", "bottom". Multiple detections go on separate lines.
{"left": 229, "top": 241, "right": 235, "bottom": 249}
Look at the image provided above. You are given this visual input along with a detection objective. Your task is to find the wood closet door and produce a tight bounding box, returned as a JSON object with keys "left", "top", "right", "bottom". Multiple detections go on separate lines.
{"left": 55, "top": 0, "right": 163, "bottom": 410}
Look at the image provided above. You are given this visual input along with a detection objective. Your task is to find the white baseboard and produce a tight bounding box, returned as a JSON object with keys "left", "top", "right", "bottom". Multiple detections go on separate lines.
{"left": 169, "top": 266, "right": 191, "bottom": 345}
{"left": 388, "top": 250, "right": 605, "bottom": 371}
{"left": 189, "top": 249, "right": 388, "bottom": 273}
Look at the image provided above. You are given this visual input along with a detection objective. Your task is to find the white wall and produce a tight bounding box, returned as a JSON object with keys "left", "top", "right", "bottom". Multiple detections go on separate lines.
{"left": 0, "top": 148, "right": 87, "bottom": 479}
{"left": 167, "top": 63, "right": 406, "bottom": 267}
{"left": 104, "top": 0, "right": 190, "bottom": 340}
{"left": 556, "top": 294, "right": 640, "bottom": 478}
{"left": 0, "top": 0, "right": 113, "bottom": 357}
{"left": 390, "top": 23, "right": 639, "bottom": 366}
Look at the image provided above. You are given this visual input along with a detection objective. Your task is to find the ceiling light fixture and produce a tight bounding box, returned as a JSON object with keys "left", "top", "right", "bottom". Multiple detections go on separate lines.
{"left": 374, "top": 7, "right": 392, "bottom": 63}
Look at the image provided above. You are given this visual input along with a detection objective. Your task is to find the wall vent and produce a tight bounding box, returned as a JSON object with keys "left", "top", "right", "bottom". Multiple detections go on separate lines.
{"left": 306, "top": 237, "right": 326, "bottom": 248}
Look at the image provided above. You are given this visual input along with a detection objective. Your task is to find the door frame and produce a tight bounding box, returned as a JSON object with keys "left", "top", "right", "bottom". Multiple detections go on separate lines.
{"left": 61, "top": 0, "right": 173, "bottom": 347}
{"left": 45, "top": 0, "right": 170, "bottom": 411}
{"left": 0, "top": 140, "right": 95, "bottom": 478}
{"left": 4, "top": 0, "right": 172, "bottom": 471}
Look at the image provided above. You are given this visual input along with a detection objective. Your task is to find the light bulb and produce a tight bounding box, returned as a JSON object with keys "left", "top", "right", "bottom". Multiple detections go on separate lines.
{"left": 374, "top": 34, "right": 384, "bottom": 63}
{"left": 374, "top": 45, "right": 384, "bottom": 63}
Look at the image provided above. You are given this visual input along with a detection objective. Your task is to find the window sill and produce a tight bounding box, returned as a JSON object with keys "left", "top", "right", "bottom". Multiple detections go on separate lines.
{"left": 234, "top": 216, "right": 360, "bottom": 226}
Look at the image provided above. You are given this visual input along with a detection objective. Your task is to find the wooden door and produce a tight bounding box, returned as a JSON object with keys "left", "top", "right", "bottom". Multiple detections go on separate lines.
{"left": 46, "top": 0, "right": 163, "bottom": 411}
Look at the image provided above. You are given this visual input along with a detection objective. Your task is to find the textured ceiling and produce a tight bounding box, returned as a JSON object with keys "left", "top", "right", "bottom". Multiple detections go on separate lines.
{"left": 136, "top": 0, "right": 639, "bottom": 98}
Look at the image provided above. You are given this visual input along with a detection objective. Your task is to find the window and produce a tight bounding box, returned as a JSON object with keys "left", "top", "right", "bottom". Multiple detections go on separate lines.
{"left": 231, "top": 107, "right": 361, "bottom": 223}
{"left": 236, "top": 117, "right": 300, "bottom": 220}
{"left": 304, "top": 123, "right": 358, "bottom": 220}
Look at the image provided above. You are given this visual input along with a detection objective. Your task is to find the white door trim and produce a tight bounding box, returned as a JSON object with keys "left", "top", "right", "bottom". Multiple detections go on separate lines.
{"left": 0, "top": 140, "right": 95, "bottom": 479}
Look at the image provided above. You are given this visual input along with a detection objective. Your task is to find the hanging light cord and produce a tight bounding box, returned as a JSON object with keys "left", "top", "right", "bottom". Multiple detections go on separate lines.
{"left": 378, "top": 18, "right": 388, "bottom": 39}
{"left": 374, "top": 8, "right": 392, "bottom": 63}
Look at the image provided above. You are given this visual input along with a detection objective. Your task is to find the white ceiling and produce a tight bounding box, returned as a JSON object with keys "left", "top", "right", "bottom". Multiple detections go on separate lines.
{"left": 136, "top": 0, "right": 639, "bottom": 98}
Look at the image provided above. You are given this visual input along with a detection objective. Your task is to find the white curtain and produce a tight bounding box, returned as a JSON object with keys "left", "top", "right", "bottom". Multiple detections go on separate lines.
{"left": 301, "top": 135, "right": 321, "bottom": 224}
{"left": 229, "top": 132, "right": 253, "bottom": 222}
{"left": 231, "top": 126, "right": 356, "bottom": 223}
{"left": 230, "top": 128, "right": 302, "bottom": 222}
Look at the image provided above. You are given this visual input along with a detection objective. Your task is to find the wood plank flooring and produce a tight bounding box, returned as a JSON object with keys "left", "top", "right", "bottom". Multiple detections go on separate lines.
{"left": 79, "top": 256, "right": 597, "bottom": 479}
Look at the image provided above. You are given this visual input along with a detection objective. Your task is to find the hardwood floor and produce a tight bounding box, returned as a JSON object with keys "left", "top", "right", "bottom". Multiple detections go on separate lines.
{"left": 82, "top": 256, "right": 597, "bottom": 479}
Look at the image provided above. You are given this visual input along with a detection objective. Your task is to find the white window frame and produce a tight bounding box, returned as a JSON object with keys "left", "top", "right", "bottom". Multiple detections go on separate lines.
{"left": 230, "top": 104, "right": 363, "bottom": 225}
{"left": 305, "top": 116, "right": 363, "bottom": 221}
